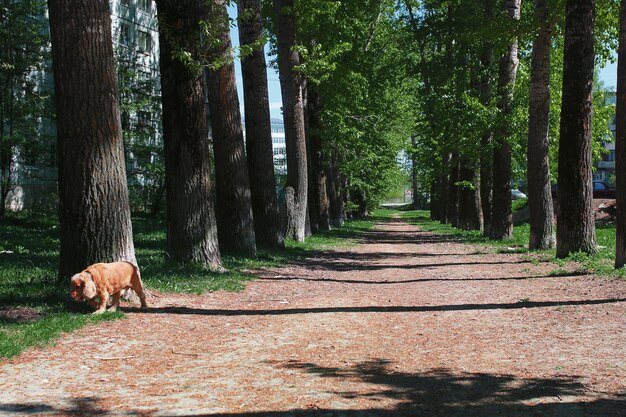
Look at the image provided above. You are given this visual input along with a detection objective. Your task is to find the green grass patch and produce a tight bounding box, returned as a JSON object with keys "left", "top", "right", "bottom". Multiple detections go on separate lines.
{"left": 511, "top": 197, "right": 528, "bottom": 213}
{"left": 0, "top": 311, "right": 122, "bottom": 359}
{"left": 1, "top": 211, "right": 375, "bottom": 358}
{"left": 394, "top": 209, "right": 625, "bottom": 279}
{"left": 134, "top": 214, "right": 376, "bottom": 294}
{"left": 396, "top": 209, "right": 530, "bottom": 248}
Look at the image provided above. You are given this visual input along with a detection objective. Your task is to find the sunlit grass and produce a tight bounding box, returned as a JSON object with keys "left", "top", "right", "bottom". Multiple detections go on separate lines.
{"left": 394, "top": 209, "right": 624, "bottom": 279}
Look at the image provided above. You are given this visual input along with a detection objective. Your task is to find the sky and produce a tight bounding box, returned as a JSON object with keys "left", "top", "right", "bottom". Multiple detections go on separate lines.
{"left": 227, "top": 5, "right": 619, "bottom": 122}
{"left": 599, "top": 61, "right": 617, "bottom": 91}
{"left": 227, "top": 5, "right": 283, "bottom": 120}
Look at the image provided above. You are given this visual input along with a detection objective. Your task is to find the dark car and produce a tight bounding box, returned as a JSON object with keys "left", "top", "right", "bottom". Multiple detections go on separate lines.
{"left": 593, "top": 181, "right": 616, "bottom": 199}
{"left": 550, "top": 182, "right": 615, "bottom": 199}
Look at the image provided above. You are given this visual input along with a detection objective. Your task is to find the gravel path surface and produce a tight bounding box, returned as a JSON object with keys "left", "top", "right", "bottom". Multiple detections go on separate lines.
{"left": 1, "top": 218, "right": 625, "bottom": 416}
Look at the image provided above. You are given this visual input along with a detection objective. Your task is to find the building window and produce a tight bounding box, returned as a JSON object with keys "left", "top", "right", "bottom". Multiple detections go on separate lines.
{"left": 138, "top": 30, "right": 152, "bottom": 53}
{"left": 138, "top": 0, "right": 150, "bottom": 12}
{"left": 137, "top": 111, "right": 151, "bottom": 130}
{"left": 608, "top": 150, "right": 616, "bottom": 162}
{"left": 119, "top": 23, "right": 130, "bottom": 47}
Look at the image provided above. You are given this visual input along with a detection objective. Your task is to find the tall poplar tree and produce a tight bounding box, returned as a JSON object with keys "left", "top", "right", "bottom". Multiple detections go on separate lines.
{"left": 479, "top": 0, "right": 495, "bottom": 237}
{"left": 556, "top": 0, "right": 596, "bottom": 258}
{"left": 238, "top": 0, "right": 283, "bottom": 248}
{"left": 489, "top": 0, "right": 521, "bottom": 240}
{"left": 615, "top": 0, "right": 626, "bottom": 267}
{"left": 275, "top": 0, "right": 308, "bottom": 242}
{"left": 49, "top": 0, "right": 136, "bottom": 280}
{"left": 156, "top": 0, "right": 222, "bottom": 268}
{"left": 305, "top": 85, "right": 330, "bottom": 232}
{"left": 206, "top": 0, "right": 256, "bottom": 257}
{"left": 527, "top": 0, "right": 556, "bottom": 249}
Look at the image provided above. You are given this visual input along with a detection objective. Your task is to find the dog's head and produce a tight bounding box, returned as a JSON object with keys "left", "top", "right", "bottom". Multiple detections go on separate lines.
{"left": 69, "top": 272, "right": 97, "bottom": 301}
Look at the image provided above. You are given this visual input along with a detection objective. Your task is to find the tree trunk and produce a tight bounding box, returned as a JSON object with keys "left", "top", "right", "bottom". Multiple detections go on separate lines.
{"left": 447, "top": 153, "right": 460, "bottom": 227}
{"left": 489, "top": 0, "right": 521, "bottom": 240}
{"left": 237, "top": 0, "right": 283, "bottom": 249}
{"left": 305, "top": 85, "right": 330, "bottom": 232}
{"left": 155, "top": 0, "right": 222, "bottom": 268}
{"left": 353, "top": 189, "right": 368, "bottom": 219}
{"left": 206, "top": 0, "right": 256, "bottom": 257}
{"left": 49, "top": 0, "right": 136, "bottom": 280}
{"left": 326, "top": 146, "right": 344, "bottom": 227}
{"left": 616, "top": 0, "right": 626, "bottom": 267}
{"left": 303, "top": 83, "right": 318, "bottom": 233}
{"left": 411, "top": 168, "right": 420, "bottom": 209}
{"left": 556, "top": 0, "right": 597, "bottom": 258}
{"left": 275, "top": 0, "right": 308, "bottom": 242}
{"left": 457, "top": 163, "right": 482, "bottom": 230}
{"left": 0, "top": 142, "right": 10, "bottom": 220}
{"left": 480, "top": 0, "right": 494, "bottom": 236}
{"left": 527, "top": 0, "right": 556, "bottom": 250}
{"left": 430, "top": 181, "right": 439, "bottom": 220}
{"left": 411, "top": 136, "right": 420, "bottom": 210}
{"left": 437, "top": 156, "right": 451, "bottom": 223}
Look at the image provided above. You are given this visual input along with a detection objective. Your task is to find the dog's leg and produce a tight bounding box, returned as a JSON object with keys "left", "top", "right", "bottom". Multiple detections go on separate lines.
{"left": 138, "top": 289, "right": 147, "bottom": 309}
{"left": 131, "top": 271, "right": 148, "bottom": 309}
{"left": 93, "top": 291, "right": 109, "bottom": 314}
{"left": 109, "top": 292, "right": 121, "bottom": 312}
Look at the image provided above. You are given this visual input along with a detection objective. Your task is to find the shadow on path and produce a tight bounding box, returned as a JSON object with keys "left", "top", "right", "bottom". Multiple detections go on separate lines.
{"left": 257, "top": 271, "right": 585, "bottom": 285}
{"left": 126, "top": 297, "right": 626, "bottom": 317}
{"left": 2, "top": 362, "right": 624, "bottom": 416}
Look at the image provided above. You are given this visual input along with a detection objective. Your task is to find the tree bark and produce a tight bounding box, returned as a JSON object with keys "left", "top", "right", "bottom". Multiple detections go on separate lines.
{"left": 206, "top": 0, "right": 256, "bottom": 257}
{"left": 352, "top": 189, "right": 368, "bottom": 219}
{"left": 527, "top": 0, "right": 556, "bottom": 249}
{"left": 410, "top": 136, "right": 420, "bottom": 210}
{"left": 155, "top": 0, "right": 222, "bottom": 268}
{"left": 615, "top": 0, "right": 626, "bottom": 267}
{"left": 457, "top": 163, "right": 482, "bottom": 230}
{"left": 556, "top": 0, "right": 597, "bottom": 258}
{"left": 305, "top": 85, "right": 330, "bottom": 232}
{"left": 237, "top": 0, "right": 283, "bottom": 249}
{"left": 447, "top": 153, "right": 460, "bottom": 227}
{"left": 489, "top": 0, "right": 521, "bottom": 240}
{"left": 275, "top": 0, "right": 308, "bottom": 242}
{"left": 437, "top": 154, "right": 451, "bottom": 223}
{"left": 326, "top": 146, "right": 344, "bottom": 227}
{"left": 49, "top": 0, "right": 136, "bottom": 280}
{"left": 480, "top": 0, "right": 494, "bottom": 236}
{"left": 429, "top": 181, "right": 439, "bottom": 219}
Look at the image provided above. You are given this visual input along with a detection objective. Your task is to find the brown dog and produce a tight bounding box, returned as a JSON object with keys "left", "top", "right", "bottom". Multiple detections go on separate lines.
{"left": 70, "top": 261, "right": 148, "bottom": 314}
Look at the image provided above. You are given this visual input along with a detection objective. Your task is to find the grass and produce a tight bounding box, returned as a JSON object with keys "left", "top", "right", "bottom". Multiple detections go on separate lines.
{"left": 0, "top": 211, "right": 376, "bottom": 359}
{"left": 395, "top": 209, "right": 531, "bottom": 248}
{"left": 394, "top": 208, "right": 626, "bottom": 279}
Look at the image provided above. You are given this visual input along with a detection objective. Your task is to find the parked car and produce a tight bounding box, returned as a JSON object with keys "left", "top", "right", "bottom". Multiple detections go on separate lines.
{"left": 511, "top": 189, "right": 526, "bottom": 200}
{"left": 593, "top": 180, "right": 616, "bottom": 199}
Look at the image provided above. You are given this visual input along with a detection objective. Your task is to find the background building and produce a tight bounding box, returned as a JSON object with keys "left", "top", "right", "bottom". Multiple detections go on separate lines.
{"left": 594, "top": 92, "right": 616, "bottom": 184}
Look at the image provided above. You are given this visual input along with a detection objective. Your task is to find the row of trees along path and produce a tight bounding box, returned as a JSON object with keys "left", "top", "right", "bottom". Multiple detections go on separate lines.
{"left": 1, "top": 216, "right": 625, "bottom": 416}
{"left": 40, "top": 0, "right": 626, "bottom": 286}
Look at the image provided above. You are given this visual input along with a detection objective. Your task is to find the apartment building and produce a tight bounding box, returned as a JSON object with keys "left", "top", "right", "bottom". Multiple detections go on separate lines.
{"left": 595, "top": 92, "right": 617, "bottom": 184}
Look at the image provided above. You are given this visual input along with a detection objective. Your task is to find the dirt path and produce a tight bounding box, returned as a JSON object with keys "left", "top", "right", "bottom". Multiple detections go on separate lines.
{"left": 1, "top": 218, "right": 625, "bottom": 416}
